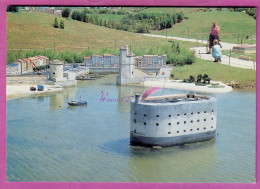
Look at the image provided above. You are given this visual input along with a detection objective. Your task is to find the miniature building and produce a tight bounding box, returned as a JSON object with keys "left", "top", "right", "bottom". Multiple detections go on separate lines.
{"left": 15, "top": 56, "right": 49, "bottom": 74}
{"left": 130, "top": 94, "right": 217, "bottom": 146}
{"left": 6, "top": 63, "right": 21, "bottom": 76}
{"left": 233, "top": 45, "right": 256, "bottom": 54}
{"left": 135, "top": 55, "right": 166, "bottom": 67}
{"left": 83, "top": 53, "right": 165, "bottom": 68}
{"left": 49, "top": 60, "right": 64, "bottom": 82}
{"left": 116, "top": 45, "right": 135, "bottom": 85}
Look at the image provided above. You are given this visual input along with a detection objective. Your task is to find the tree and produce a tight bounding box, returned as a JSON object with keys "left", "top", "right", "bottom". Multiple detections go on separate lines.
{"left": 177, "top": 11, "right": 184, "bottom": 23}
{"left": 62, "top": 8, "right": 71, "bottom": 18}
{"left": 7, "top": 6, "right": 20, "bottom": 12}
{"left": 60, "top": 20, "right": 64, "bottom": 29}
{"left": 172, "top": 12, "right": 177, "bottom": 24}
{"left": 54, "top": 18, "right": 59, "bottom": 28}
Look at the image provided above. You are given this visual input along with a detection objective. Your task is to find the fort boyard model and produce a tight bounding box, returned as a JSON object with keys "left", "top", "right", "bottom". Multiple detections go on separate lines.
{"left": 130, "top": 94, "right": 217, "bottom": 146}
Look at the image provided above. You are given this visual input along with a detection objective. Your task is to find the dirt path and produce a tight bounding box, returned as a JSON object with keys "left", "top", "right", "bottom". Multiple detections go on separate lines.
{"left": 143, "top": 34, "right": 256, "bottom": 70}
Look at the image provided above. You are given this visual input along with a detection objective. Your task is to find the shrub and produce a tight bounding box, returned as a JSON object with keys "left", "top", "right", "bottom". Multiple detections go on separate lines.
{"left": 117, "top": 9, "right": 125, "bottom": 15}
{"left": 62, "top": 8, "right": 71, "bottom": 18}
{"left": 197, "top": 74, "right": 202, "bottom": 83}
{"left": 82, "top": 13, "right": 87, "bottom": 22}
{"left": 60, "top": 20, "right": 64, "bottom": 29}
{"left": 54, "top": 18, "right": 59, "bottom": 28}
{"left": 77, "top": 12, "right": 83, "bottom": 21}
{"left": 71, "top": 11, "right": 77, "bottom": 20}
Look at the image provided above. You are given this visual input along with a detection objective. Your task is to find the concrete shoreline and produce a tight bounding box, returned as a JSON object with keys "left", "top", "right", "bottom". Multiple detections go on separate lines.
{"left": 129, "top": 79, "right": 233, "bottom": 93}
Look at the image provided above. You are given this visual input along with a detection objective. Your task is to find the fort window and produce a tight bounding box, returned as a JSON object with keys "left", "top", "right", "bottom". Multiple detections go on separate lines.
{"left": 177, "top": 131, "right": 179, "bottom": 133}
{"left": 156, "top": 115, "right": 159, "bottom": 117}
{"left": 133, "top": 119, "right": 136, "bottom": 123}
{"left": 184, "top": 130, "right": 186, "bottom": 132}
{"left": 156, "top": 123, "right": 159, "bottom": 126}
{"left": 168, "top": 115, "right": 171, "bottom": 117}
{"left": 144, "top": 114, "right": 146, "bottom": 117}
{"left": 184, "top": 121, "right": 186, "bottom": 124}
{"left": 211, "top": 118, "right": 214, "bottom": 120}
{"left": 212, "top": 110, "right": 214, "bottom": 112}
{"left": 204, "top": 127, "right": 206, "bottom": 129}
{"left": 197, "top": 128, "right": 199, "bottom": 130}
{"left": 177, "top": 122, "right": 180, "bottom": 125}
{"left": 190, "top": 120, "right": 193, "bottom": 123}
{"left": 204, "top": 111, "right": 207, "bottom": 113}
{"left": 197, "top": 120, "right": 200, "bottom": 122}
{"left": 134, "top": 130, "right": 136, "bottom": 133}
{"left": 191, "top": 112, "right": 193, "bottom": 115}
{"left": 168, "top": 123, "right": 171, "bottom": 125}
{"left": 190, "top": 129, "right": 193, "bottom": 131}
{"left": 144, "top": 122, "right": 146, "bottom": 125}
{"left": 198, "top": 112, "right": 200, "bottom": 114}
{"left": 177, "top": 114, "right": 180, "bottom": 116}
{"left": 134, "top": 112, "right": 137, "bottom": 115}
{"left": 204, "top": 119, "right": 206, "bottom": 121}
{"left": 168, "top": 132, "right": 171, "bottom": 134}
{"left": 184, "top": 113, "right": 186, "bottom": 115}
{"left": 211, "top": 126, "right": 213, "bottom": 128}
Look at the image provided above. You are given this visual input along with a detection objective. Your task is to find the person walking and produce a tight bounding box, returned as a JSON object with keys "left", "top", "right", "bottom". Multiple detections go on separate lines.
{"left": 207, "top": 21, "right": 221, "bottom": 54}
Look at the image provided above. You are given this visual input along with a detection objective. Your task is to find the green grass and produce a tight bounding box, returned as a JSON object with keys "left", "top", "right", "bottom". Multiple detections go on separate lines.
{"left": 171, "top": 58, "right": 256, "bottom": 88}
{"left": 222, "top": 50, "right": 256, "bottom": 61}
{"left": 151, "top": 11, "right": 256, "bottom": 44}
{"left": 7, "top": 12, "right": 201, "bottom": 52}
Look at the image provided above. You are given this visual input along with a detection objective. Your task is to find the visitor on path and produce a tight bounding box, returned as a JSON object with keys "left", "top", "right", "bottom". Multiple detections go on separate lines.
{"left": 212, "top": 39, "right": 222, "bottom": 62}
{"left": 207, "top": 21, "right": 221, "bottom": 54}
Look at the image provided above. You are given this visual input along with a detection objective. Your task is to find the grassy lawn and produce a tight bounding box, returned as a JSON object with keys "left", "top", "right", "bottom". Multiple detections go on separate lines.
{"left": 171, "top": 58, "right": 256, "bottom": 88}
{"left": 7, "top": 12, "right": 203, "bottom": 52}
{"left": 221, "top": 50, "right": 256, "bottom": 61}
{"left": 151, "top": 11, "right": 256, "bottom": 44}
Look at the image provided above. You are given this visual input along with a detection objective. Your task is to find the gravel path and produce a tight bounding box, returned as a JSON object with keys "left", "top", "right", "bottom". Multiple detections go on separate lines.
{"left": 143, "top": 34, "right": 256, "bottom": 70}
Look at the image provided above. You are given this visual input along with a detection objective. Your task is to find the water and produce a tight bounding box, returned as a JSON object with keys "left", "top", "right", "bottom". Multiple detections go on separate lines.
{"left": 6, "top": 74, "right": 256, "bottom": 182}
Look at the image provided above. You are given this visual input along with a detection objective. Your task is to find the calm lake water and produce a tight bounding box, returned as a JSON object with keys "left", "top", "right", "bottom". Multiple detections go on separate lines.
{"left": 7, "top": 74, "right": 255, "bottom": 183}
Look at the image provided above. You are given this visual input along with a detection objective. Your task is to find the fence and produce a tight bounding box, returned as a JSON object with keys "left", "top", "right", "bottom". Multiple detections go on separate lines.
{"left": 159, "top": 30, "right": 256, "bottom": 46}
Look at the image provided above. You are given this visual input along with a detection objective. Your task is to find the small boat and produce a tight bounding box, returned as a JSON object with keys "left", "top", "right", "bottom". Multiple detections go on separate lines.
{"left": 68, "top": 97, "right": 87, "bottom": 106}
{"left": 30, "top": 86, "right": 36, "bottom": 91}
{"left": 76, "top": 75, "right": 95, "bottom": 80}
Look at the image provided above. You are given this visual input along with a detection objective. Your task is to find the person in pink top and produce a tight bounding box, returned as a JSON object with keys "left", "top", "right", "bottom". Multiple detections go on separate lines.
{"left": 207, "top": 21, "right": 221, "bottom": 54}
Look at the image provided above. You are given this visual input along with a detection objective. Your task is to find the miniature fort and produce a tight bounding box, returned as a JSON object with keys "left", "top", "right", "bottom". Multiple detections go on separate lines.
{"left": 130, "top": 94, "right": 217, "bottom": 147}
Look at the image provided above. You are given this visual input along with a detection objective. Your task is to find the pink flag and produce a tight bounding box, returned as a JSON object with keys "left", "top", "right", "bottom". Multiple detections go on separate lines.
{"left": 141, "top": 87, "right": 162, "bottom": 100}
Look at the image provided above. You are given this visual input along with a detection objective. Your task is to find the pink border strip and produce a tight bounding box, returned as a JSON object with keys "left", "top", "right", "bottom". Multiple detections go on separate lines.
{"left": 0, "top": 0, "right": 259, "bottom": 188}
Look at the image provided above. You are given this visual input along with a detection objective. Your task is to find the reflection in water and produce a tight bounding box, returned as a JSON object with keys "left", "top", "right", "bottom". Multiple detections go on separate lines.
{"left": 50, "top": 93, "right": 64, "bottom": 110}
{"left": 50, "top": 86, "right": 77, "bottom": 110}
{"left": 127, "top": 140, "right": 217, "bottom": 182}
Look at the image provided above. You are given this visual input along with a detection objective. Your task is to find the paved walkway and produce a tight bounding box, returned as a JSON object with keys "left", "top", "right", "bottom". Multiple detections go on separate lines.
{"left": 143, "top": 34, "right": 256, "bottom": 70}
